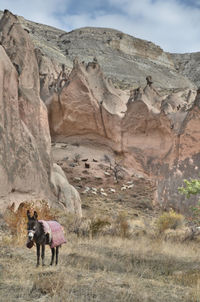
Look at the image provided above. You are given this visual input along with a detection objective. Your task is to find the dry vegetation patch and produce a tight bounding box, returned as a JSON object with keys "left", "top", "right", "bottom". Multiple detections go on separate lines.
{"left": 3, "top": 200, "right": 56, "bottom": 245}
{"left": 1, "top": 177, "right": 200, "bottom": 301}
{"left": 1, "top": 231, "right": 200, "bottom": 301}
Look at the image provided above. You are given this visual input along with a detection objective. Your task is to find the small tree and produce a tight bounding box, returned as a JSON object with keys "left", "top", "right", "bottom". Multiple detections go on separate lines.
{"left": 73, "top": 153, "right": 81, "bottom": 164}
{"left": 179, "top": 178, "right": 200, "bottom": 224}
{"left": 178, "top": 179, "right": 200, "bottom": 198}
{"left": 112, "top": 161, "right": 124, "bottom": 183}
{"left": 104, "top": 155, "right": 124, "bottom": 183}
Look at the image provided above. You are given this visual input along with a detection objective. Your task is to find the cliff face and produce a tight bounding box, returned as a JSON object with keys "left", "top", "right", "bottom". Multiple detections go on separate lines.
{"left": 47, "top": 59, "right": 127, "bottom": 152}
{"left": 1, "top": 9, "right": 200, "bottom": 212}
{"left": 0, "top": 11, "right": 52, "bottom": 201}
{"left": 46, "top": 56, "right": 199, "bottom": 210}
{"left": 0, "top": 10, "right": 82, "bottom": 216}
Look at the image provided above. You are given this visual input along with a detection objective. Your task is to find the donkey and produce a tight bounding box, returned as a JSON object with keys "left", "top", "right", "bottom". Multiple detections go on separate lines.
{"left": 27, "top": 210, "right": 66, "bottom": 267}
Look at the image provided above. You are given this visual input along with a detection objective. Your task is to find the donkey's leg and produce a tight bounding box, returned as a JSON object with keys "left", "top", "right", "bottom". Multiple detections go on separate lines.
{"left": 36, "top": 244, "right": 40, "bottom": 267}
{"left": 41, "top": 244, "right": 45, "bottom": 266}
{"left": 56, "top": 246, "right": 59, "bottom": 265}
{"left": 50, "top": 248, "right": 55, "bottom": 265}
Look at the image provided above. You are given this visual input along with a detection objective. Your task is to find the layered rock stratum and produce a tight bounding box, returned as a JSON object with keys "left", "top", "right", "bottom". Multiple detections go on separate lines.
{"left": 1, "top": 9, "right": 200, "bottom": 212}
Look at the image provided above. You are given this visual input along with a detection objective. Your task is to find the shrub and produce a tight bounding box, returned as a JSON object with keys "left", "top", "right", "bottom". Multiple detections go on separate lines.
{"left": 156, "top": 209, "right": 184, "bottom": 233}
{"left": 90, "top": 217, "right": 111, "bottom": 237}
{"left": 178, "top": 179, "right": 200, "bottom": 224}
{"left": 4, "top": 200, "right": 55, "bottom": 245}
{"left": 115, "top": 211, "right": 130, "bottom": 238}
{"left": 32, "top": 271, "right": 65, "bottom": 297}
{"left": 73, "top": 153, "right": 81, "bottom": 163}
{"left": 178, "top": 179, "right": 200, "bottom": 198}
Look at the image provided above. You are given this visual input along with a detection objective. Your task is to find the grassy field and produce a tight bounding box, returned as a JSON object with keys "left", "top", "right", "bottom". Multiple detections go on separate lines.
{"left": 1, "top": 178, "right": 200, "bottom": 301}
{"left": 2, "top": 226, "right": 200, "bottom": 301}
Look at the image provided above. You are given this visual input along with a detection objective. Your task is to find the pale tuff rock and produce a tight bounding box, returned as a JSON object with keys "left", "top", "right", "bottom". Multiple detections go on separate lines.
{"left": 50, "top": 164, "right": 82, "bottom": 216}
{"left": 0, "top": 10, "right": 81, "bottom": 215}
{"left": 0, "top": 11, "right": 51, "bottom": 202}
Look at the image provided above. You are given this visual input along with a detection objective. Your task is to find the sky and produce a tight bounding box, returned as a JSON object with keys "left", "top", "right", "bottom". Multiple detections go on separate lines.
{"left": 0, "top": 0, "right": 200, "bottom": 53}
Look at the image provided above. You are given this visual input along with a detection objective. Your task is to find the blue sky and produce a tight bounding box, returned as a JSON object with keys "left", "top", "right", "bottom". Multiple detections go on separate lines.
{"left": 0, "top": 0, "right": 200, "bottom": 53}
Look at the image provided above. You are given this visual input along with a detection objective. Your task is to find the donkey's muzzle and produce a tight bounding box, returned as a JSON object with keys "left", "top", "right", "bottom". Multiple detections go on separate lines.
{"left": 28, "top": 230, "right": 34, "bottom": 240}
{"left": 27, "top": 230, "right": 34, "bottom": 249}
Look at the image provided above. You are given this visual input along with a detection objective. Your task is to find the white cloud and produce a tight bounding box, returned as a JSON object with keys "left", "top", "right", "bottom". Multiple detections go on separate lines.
{"left": 0, "top": 0, "right": 68, "bottom": 28}
{"left": 0, "top": 0, "right": 200, "bottom": 52}
{"left": 104, "top": 0, "right": 200, "bottom": 52}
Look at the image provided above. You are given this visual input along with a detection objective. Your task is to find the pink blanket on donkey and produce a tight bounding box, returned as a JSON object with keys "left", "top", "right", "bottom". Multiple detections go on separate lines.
{"left": 39, "top": 220, "right": 66, "bottom": 248}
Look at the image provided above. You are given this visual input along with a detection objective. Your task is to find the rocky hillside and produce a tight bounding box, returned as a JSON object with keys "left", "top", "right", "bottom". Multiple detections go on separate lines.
{"left": 47, "top": 55, "right": 200, "bottom": 211}
{"left": 0, "top": 10, "right": 196, "bottom": 92}
{"left": 172, "top": 52, "right": 200, "bottom": 88}
{"left": 1, "top": 9, "right": 200, "bottom": 213}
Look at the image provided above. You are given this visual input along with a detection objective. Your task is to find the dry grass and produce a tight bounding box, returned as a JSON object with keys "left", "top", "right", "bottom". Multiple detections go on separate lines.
{"left": 156, "top": 209, "right": 184, "bottom": 233}
{"left": 1, "top": 230, "right": 200, "bottom": 302}
{"left": 0, "top": 178, "right": 199, "bottom": 301}
{"left": 3, "top": 200, "right": 56, "bottom": 245}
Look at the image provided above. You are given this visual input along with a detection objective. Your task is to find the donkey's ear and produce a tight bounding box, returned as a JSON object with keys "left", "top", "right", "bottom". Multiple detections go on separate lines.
{"left": 33, "top": 211, "right": 38, "bottom": 220}
{"left": 27, "top": 210, "right": 31, "bottom": 219}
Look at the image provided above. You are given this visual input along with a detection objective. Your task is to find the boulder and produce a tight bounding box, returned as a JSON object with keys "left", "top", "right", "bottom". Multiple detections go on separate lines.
{"left": 50, "top": 164, "right": 82, "bottom": 217}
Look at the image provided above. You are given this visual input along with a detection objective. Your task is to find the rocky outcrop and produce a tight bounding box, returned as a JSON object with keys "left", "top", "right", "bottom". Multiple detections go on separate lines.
{"left": 47, "top": 58, "right": 128, "bottom": 152}
{"left": 157, "top": 91, "right": 200, "bottom": 211}
{"left": 171, "top": 52, "right": 200, "bottom": 89}
{"left": 50, "top": 164, "right": 82, "bottom": 216}
{"left": 0, "top": 10, "right": 195, "bottom": 92}
{"left": 1, "top": 10, "right": 200, "bottom": 212}
{"left": 47, "top": 58, "right": 200, "bottom": 210}
{"left": 0, "top": 10, "right": 81, "bottom": 215}
{"left": 0, "top": 11, "right": 51, "bottom": 202}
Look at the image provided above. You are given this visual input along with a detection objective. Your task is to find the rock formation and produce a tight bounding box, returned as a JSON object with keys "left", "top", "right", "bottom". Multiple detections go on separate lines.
{"left": 0, "top": 10, "right": 81, "bottom": 216}
{"left": 47, "top": 56, "right": 199, "bottom": 210}
{"left": 0, "top": 10, "right": 196, "bottom": 92}
{"left": 47, "top": 58, "right": 127, "bottom": 152}
{"left": 1, "top": 9, "right": 200, "bottom": 212}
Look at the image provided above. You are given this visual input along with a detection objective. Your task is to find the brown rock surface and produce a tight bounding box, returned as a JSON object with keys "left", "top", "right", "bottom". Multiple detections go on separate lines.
{"left": 48, "top": 58, "right": 128, "bottom": 152}
{"left": 48, "top": 58, "right": 200, "bottom": 210}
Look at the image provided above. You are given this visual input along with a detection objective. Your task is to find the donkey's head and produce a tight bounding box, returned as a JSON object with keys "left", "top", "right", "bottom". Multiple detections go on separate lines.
{"left": 27, "top": 210, "right": 40, "bottom": 241}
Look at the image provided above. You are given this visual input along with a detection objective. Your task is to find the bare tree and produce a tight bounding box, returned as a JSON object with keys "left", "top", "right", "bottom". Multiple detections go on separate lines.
{"left": 104, "top": 155, "right": 124, "bottom": 183}
{"left": 111, "top": 160, "right": 125, "bottom": 183}
{"left": 73, "top": 153, "right": 81, "bottom": 164}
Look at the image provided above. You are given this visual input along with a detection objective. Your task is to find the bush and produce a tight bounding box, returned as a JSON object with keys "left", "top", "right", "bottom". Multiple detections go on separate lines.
{"left": 115, "top": 211, "right": 130, "bottom": 238}
{"left": 73, "top": 153, "right": 81, "bottom": 163}
{"left": 32, "top": 271, "right": 65, "bottom": 297}
{"left": 90, "top": 217, "right": 111, "bottom": 237}
{"left": 4, "top": 200, "right": 55, "bottom": 245}
{"left": 156, "top": 209, "right": 184, "bottom": 233}
{"left": 179, "top": 179, "right": 200, "bottom": 198}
